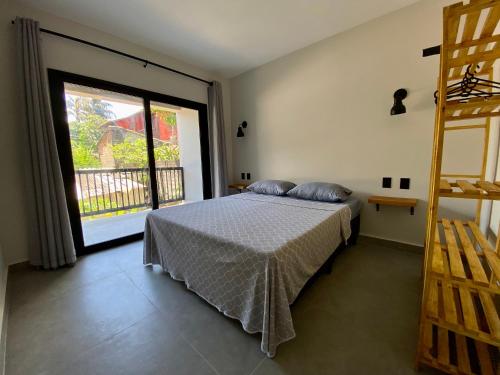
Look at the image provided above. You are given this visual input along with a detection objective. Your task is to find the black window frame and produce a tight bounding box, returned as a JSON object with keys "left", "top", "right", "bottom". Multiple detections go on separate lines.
{"left": 48, "top": 69, "right": 212, "bottom": 256}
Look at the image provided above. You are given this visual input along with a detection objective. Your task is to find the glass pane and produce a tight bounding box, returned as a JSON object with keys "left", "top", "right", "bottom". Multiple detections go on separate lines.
{"left": 64, "top": 83, "right": 151, "bottom": 246}
{"left": 150, "top": 101, "right": 203, "bottom": 208}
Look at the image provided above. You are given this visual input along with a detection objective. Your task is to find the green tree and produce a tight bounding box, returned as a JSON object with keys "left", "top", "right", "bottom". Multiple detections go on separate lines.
{"left": 67, "top": 96, "right": 114, "bottom": 122}
{"left": 65, "top": 96, "right": 113, "bottom": 169}
{"left": 69, "top": 114, "right": 107, "bottom": 168}
{"left": 112, "top": 137, "right": 179, "bottom": 168}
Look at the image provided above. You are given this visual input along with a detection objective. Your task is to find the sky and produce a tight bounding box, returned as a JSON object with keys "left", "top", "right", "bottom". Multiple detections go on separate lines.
{"left": 65, "top": 93, "right": 143, "bottom": 122}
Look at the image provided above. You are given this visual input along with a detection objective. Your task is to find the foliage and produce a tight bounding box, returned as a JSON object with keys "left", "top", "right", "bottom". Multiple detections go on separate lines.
{"left": 152, "top": 108, "right": 177, "bottom": 127}
{"left": 67, "top": 96, "right": 114, "bottom": 122}
{"left": 154, "top": 142, "right": 180, "bottom": 163}
{"left": 111, "top": 137, "right": 179, "bottom": 168}
{"left": 66, "top": 95, "right": 180, "bottom": 170}
{"left": 69, "top": 114, "right": 107, "bottom": 169}
{"left": 71, "top": 144, "right": 101, "bottom": 168}
{"left": 66, "top": 95, "right": 114, "bottom": 169}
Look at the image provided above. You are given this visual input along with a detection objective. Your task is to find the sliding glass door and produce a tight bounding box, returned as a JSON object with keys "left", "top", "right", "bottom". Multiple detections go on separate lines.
{"left": 64, "top": 83, "right": 152, "bottom": 246}
{"left": 49, "top": 70, "right": 211, "bottom": 255}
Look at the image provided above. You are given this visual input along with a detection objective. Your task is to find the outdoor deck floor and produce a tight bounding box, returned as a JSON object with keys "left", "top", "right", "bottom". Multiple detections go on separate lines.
{"left": 82, "top": 210, "right": 150, "bottom": 245}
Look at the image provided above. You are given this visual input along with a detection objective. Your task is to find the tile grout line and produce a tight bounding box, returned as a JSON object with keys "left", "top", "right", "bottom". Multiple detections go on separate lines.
{"left": 178, "top": 333, "right": 222, "bottom": 375}
{"left": 121, "top": 268, "right": 223, "bottom": 375}
{"left": 9, "top": 268, "right": 127, "bottom": 315}
{"left": 8, "top": 258, "right": 150, "bottom": 374}
{"left": 50, "top": 310, "right": 160, "bottom": 375}
{"left": 248, "top": 356, "right": 266, "bottom": 375}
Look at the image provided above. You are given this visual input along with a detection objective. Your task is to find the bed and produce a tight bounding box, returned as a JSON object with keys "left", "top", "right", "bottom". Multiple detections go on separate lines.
{"left": 143, "top": 192, "right": 360, "bottom": 357}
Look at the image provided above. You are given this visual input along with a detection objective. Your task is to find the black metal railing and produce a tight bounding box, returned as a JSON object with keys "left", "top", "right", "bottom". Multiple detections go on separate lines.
{"left": 75, "top": 167, "right": 184, "bottom": 217}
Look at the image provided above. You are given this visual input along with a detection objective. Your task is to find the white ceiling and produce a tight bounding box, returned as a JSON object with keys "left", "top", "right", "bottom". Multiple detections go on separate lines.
{"left": 18, "top": 0, "right": 421, "bottom": 78}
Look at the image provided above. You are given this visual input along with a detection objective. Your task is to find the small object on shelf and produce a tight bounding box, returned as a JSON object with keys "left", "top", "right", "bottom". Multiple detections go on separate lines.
{"left": 368, "top": 195, "right": 417, "bottom": 215}
{"left": 228, "top": 183, "right": 248, "bottom": 193}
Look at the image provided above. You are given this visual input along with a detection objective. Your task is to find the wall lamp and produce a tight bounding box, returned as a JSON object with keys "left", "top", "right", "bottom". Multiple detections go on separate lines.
{"left": 390, "top": 88, "right": 407, "bottom": 115}
{"left": 237, "top": 121, "right": 248, "bottom": 137}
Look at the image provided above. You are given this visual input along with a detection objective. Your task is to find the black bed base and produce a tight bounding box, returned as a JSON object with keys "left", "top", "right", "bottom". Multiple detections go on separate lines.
{"left": 321, "top": 214, "right": 360, "bottom": 274}
{"left": 293, "top": 215, "right": 360, "bottom": 303}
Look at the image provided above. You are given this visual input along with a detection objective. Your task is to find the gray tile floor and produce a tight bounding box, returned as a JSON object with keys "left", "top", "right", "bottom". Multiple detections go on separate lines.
{"left": 5, "top": 239, "right": 441, "bottom": 375}
{"left": 81, "top": 210, "right": 150, "bottom": 246}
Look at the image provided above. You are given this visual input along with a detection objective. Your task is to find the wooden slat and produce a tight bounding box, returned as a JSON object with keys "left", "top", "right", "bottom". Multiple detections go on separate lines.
{"left": 454, "top": 220, "right": 489, "bottom": 285}
{"left": 450, "top": 33, "right": 500, "bottom": 51}
{"left": 479, "top": 55, "right": 497, "bottom": 74}
{"left": 449, "top": 67, "right": 492, "bottom": 80}
{"left": 437, "top": 327, "right": 450, "bottom": 366}
{"left": 474, "top": 341, "right": 495, "bottom": 375}
{"left": 442, "top": 219, "right": 467, "bottom": 280}
{"left": 440, "top": 179, "right": 453, "bottom": 193}
{"left": 448, "top": 44, "right": 500, "bottom": 69}
{"left": 446, "top": 111, "right": 500, "bottom": 121}
{"left": 455, "top": 334, "right": 471, "bottom": 374}
{"left": 450, "top": 9, "right": 481, "bottom": 77}
{"left": 439, "top": 191, "right": 500, "bottom": 200}
{"left": 441, "top": 174, "right": 481, "bottom": 178}
{"left": 444, "top": 124, "right": 487, "bottom": 131}
{"left": 468, "top": 221, "right": 493, "bottom": 251}
{"left": 484, "top": 249, "right": 500, "bottom": 281}
{"left": 478, "top": 104, "right": 499, "bottom": 115}
{"left": 469, "top": 3, "right": 500, "bottom": 75}
{"left": 422, "top": 322, "right": 434, "bottom": 358}
{"left": 446, "top": 96, "right": 500, "bottom": 111}
{"left": 433, "top": 230, "right": 445, "bottom": 275}
{"left": 428, "top": 278, "right": 439, "bottom": 319}
{"left": 441, "top": 281, "right": 458, "bottom": 325}
{"left": 468, "top": 221, "right": 500, "bottom": 281}
{"left": 477, "top": 181, "right": 500, "bottom": 195}
{"left": 441, "top": 253, "right": 459, "bottom": 325}
{"left": 478, "top": 291, "right": 500, "bottom": 341}
{"left": 447, "top": 7, "right": 460, "bottom": 46}
{"left": 458, "top": 287, "right": 479, "bottom": 332}
{"left": 456, "top": 180, "right": 481, "bottom": 195}
{"left": 449, "top": 0, "right": 500, "bottom": 17}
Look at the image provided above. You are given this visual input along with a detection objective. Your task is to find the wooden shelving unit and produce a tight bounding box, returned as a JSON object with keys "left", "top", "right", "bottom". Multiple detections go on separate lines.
{"left": 416, "top": 1, "right": 500, "bottom": 374}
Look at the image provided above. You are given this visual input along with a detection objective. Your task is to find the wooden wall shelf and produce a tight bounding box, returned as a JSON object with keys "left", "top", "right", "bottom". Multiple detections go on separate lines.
{"left": 368, "top": 195, "right": 417, "bottom": 215}
{"left": 228, "top": 183, "right": 248, "bottom": 193}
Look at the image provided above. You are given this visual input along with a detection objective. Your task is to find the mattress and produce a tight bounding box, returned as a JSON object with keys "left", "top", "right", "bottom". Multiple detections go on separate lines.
{"left": 343, "top": 196, "right": 361, "bottom": 218}
{"left": 143, "top": 192, "right": 352, "bottom": 357}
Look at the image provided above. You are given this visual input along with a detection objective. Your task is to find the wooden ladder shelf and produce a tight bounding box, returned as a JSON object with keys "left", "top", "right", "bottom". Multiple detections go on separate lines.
{"left": 416, "top": 1, "right": 500, "bottom": 374}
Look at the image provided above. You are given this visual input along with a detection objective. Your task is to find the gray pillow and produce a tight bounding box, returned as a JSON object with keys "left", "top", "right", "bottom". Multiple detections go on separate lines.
{"left": 287, "top": 182, "right": 352, "bottom": 202}
{"left": 247, "top": 180, "right": 296, "bottom": 196}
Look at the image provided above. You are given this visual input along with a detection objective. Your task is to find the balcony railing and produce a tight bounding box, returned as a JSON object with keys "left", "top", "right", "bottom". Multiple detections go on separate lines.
{"left": 75, "top": 167, "right": 184, "bottom": 217}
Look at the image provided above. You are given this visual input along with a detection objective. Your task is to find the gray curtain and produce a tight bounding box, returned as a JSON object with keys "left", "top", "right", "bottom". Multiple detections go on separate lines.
{"left": 16, "top": 18, "right": 76, "bottom": 269}
{"left": 207, "top": 81, "right": 229, "bottom": 197}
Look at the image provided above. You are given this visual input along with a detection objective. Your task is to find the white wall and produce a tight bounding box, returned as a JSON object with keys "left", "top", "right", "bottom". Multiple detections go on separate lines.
{"left": 0, "top": 0, "right": 232, "bottom": 264}
{"left": 230, "top": 0, "right": 481, "bottom": 246}
{"left": 177, "top": 108, "right": 204, "bottom": 202}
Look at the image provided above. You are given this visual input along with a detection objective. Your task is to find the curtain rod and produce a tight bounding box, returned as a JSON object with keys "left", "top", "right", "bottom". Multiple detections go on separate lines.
{"left": 11, "top": 20, "right": 213, "bottom": 86}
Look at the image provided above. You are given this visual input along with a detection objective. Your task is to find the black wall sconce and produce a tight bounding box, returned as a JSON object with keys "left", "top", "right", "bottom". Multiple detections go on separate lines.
{"left": 236, "top": 121, "right": 248, "bottom": 137}
{"left": 390, "top": 88, "right": 407, "bottom": 115}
